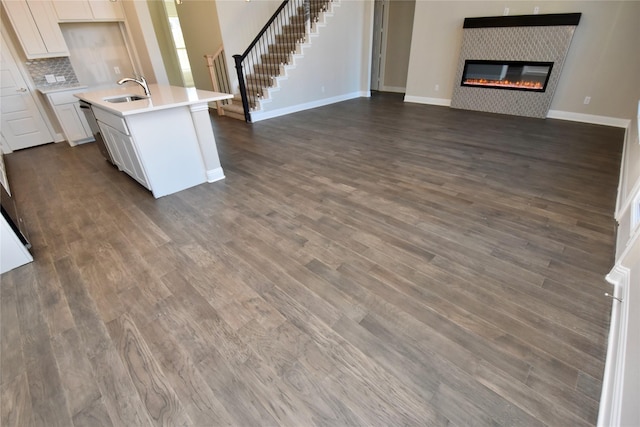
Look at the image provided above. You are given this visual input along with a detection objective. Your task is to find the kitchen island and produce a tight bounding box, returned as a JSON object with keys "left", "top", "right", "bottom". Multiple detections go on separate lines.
{"left": 75, "top": 84, "right": 233, "bottom": 198}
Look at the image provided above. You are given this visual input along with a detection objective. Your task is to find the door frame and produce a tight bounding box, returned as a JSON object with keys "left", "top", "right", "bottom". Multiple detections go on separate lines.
{"left": 370, "top": 0, "right": 390, "bottom": 92}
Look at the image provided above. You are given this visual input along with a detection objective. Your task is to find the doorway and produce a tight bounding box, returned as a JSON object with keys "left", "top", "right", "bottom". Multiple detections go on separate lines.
{"left": 370, "top": 0, "right": 415, "bottom": 93}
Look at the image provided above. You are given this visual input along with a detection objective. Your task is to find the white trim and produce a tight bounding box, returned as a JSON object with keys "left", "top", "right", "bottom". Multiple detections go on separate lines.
{"left": 599, "top": 265, "right": 631, "bottom": 427}
{"left": 403, "top": 95, "right": 452, "bottom": 107}
{"left": 249, "top": 91, "right": 368, "bottom": 123}
{"left": 380, "top": 85, "right": 406, "bottom": 94}
{"left": 615, "top": 125, "right": 632, "bottom": 219}
{"left": 378, "top": 0, "right": 390, "bottom": 93}
{"left": 631, "top": 191, "right": 640, "bottom": 236}
{"left": 364, "top": 0, "right": 375, "bottom": 93}
{"left": 547, "top": 110, "right": 630, "bottom": 128}
{"left": 206, "top": 167, "right": 225, "bottom": 183}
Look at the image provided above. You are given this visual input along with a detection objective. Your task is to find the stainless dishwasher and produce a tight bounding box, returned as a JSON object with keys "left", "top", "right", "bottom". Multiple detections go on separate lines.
{"left": 79, "top": 100, "right": 114, "bottom": 165}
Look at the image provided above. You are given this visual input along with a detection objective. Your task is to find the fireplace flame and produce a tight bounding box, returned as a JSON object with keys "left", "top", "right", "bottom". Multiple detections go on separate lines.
{"left": 463, "top": 78, "right": 544, "bottom": 90}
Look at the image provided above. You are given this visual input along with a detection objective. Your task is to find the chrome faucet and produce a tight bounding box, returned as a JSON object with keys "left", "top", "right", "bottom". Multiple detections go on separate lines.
{"left": 117, "top": 75, "right": 151, "bottom": 97}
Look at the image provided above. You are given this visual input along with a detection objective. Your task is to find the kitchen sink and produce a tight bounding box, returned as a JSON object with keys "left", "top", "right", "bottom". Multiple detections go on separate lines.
{"left": 104, "top": 94, "right": 148, "bottom": 103}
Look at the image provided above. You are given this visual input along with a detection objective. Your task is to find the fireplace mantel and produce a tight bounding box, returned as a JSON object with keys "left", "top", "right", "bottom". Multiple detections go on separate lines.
{"left": 450, "top": 13, "right": 581, "bottom": 118}
{"left": 463, "top": 13, "right": 581, "bottom": 29}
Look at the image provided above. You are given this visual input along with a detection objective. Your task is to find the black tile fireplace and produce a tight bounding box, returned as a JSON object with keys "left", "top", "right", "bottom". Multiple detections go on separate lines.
{"left": 461, "top": 60, "right": 553, "bottom": 92}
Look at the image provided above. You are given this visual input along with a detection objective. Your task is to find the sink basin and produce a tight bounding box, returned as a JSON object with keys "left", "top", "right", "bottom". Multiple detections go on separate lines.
{"left": 104, "top": 94, "right": 148, "bottom": 103}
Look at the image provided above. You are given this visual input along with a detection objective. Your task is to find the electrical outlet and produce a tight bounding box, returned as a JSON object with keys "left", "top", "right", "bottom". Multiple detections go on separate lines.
{"left": 503, "top": 7, "right": 509, "bottom": 15}
{"left": 114, "top": 66, "right": 121, "bottom": 75}
{"left": 435, "top": 84, "right": 440, "bottom": 91}
{"left": 45, "top": 74, "right": 56, "bottom": 83}
{"left": 584, "top": 96, "right": 591, "bottom": 105}
{"left": 533, "top": 6, "right": 539, "bottom": 14}
{"left": 56, "top": 76, "right": 66, "bottom": 82}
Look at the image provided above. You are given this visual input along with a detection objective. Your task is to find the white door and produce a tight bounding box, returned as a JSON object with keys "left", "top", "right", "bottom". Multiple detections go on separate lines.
{"left": 1, "top": 34, "right": 53, "bottom": 151}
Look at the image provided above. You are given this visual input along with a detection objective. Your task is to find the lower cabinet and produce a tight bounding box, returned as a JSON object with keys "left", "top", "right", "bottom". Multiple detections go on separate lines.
{"left": 98, "top": 121, "right": 150, "bottom": 189}
{"left": 88, "top": 103, "right": 209, "bottom": 198}
{"left": 45, "top": 89, "right": 93, "bottom": 145}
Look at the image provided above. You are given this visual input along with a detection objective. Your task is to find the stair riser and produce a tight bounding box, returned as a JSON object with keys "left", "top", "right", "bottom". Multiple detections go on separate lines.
{"left": 246, "top": 79, "right": 273, "bottom": 88}
{"left": 269, "top": 42, "right": 297, "bottom": 52}
{"left": 275, "top": 34, "right": 305, "bottom": 45}
{"left": 282, "top": 24, "right": 305, "bottom": 34}
{"left": 261, "top": 54, "right": 290, "bottom": 64}
{"left": 253, "top": 65, "right": 283, "bottom": 76}
{"left": 296, "top": 5, "right": 327, "bottom": 16}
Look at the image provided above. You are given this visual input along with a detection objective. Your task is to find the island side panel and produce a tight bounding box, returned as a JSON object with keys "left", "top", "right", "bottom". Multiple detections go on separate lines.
{"left": 189, "top": 103, "right": 225, "bottom": 183}
{"left": 125, "top": 107, "right": 207, "bottom": 198}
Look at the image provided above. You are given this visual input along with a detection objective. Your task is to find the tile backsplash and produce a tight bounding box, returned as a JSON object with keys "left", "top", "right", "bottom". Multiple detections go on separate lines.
{"left": 25, "top": 57, "right": 80, "bottom": 89}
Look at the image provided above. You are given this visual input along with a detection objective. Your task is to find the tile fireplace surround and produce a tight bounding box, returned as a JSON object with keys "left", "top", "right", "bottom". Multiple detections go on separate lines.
{"left": 450, "top": 13, "right": 581, "bottom": 118}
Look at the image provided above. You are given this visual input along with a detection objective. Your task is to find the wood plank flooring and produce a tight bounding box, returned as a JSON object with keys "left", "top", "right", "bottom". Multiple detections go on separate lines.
{"left": 1, "top": 92, "right": 624, "bottom": 426}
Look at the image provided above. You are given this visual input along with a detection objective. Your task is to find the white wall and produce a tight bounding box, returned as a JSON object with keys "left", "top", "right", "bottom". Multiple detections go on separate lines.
{"left": 405, "top": 1, "right": 640, "bottom": 122}
{"left": 600, "top": 101, "right": 640, "bottom": 426}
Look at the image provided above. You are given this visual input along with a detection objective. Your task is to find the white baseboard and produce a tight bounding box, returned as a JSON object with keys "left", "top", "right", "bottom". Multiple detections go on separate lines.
{"left": 401, "top": 97, "right": 631, "bottom": 128}
{"left": 206, "top": 167, "right": 225, "bottom": 183}
{"left": 250, "top": 91, "right": 368, "bottom": 122}
{"left": 599, "top": 264, "right": 631, "bottom": 427}
{"left": 547, "top": 110, "right": 630, "bottom": 128}
{"left": 403, "top": 95, "right": 451, "bottom": 107}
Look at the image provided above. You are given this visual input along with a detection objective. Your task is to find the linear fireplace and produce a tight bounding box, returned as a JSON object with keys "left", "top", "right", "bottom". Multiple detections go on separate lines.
{"left": 461, "top": 60, "right": 553, "bottom": 92}
{"left": 450, "top": 13, "right": 581, "bottom": 118}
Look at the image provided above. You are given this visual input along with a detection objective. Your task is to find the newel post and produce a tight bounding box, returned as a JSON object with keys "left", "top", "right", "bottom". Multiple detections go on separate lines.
{"left": 233, "top": 54, "right": 251, "bottom": 123}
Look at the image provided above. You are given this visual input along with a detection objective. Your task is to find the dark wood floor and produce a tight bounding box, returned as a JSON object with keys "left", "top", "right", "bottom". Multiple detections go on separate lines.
{"left": 1, "top": 92, "right": 624, "bottom": 426}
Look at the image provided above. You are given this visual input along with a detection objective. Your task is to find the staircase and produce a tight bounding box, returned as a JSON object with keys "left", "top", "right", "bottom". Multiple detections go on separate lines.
{"left": 210, "top": 0, "right": 337, "bottom": 122}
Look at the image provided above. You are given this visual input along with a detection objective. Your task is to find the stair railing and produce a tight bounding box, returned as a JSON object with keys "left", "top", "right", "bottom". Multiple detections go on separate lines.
{"left": 204, "top": 46, "right": 232, "bottom": 116}
{"left": 233, "top": 0, "right": 328, "bottom": 122}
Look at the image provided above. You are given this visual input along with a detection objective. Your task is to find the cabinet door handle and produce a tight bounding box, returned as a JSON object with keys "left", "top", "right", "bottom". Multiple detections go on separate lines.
{"left": 16, "top": 88, "right": 27, "bottom": 93}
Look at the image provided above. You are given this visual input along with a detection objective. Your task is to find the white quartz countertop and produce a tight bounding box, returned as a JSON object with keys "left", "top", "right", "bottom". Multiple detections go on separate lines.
{"left": 75, "top": 84, "right": 233, "bottom": 117}
{"left": 38, "top": 84, "right": 88, "bottom": 94}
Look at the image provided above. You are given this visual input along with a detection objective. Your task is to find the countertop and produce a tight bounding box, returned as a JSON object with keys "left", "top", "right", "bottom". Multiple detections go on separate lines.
{"left": 74, "top": 84, "right": 233, "bottom": 117}
{"left": 37, "top": 83, "right": 89, "bottom": 95}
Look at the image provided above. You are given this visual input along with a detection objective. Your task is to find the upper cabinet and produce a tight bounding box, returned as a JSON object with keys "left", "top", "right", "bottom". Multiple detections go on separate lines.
{"left": 1, "top": 0, "right": 69, "bottom": 59}
{"left": 53, "top": 0, "right": 124, "bottom": 21}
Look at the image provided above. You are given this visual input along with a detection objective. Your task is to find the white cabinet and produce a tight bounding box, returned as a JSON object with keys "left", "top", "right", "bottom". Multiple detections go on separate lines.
{"left": 1, "top": 0, "right": 69, "bottom": 59}
{"left": 53, "top": 0, "right": 124, "bottom": 21}
{"left": 99, "top": 124, "right": 149, "bottom": 188}
{"left": 0, "top": 153, "right": 33, "bottom": 274}
{"left": 93, "top": 107, "right": 149, "bottom": 189}
{"left": 55, "top": 103, "right": 92, "bottom": 143}
{"left": 46, "top": 89, "right": 93, "bottom": 146}
{"left": 1, "top": 214, "right": 33, "bottom": 273}
{"left": 87, "top": 0, "right": 123, "bottom": 20}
